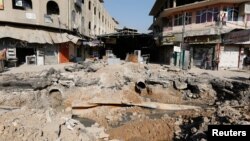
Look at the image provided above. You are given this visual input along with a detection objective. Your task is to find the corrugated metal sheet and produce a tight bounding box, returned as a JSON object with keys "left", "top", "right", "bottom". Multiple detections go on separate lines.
{"left": 0, "top": 25, "right": 81, "bottom": 44}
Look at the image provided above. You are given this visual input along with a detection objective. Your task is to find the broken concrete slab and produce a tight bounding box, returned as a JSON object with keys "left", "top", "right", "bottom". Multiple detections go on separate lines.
{"left": 145, "top": 78, "right": 170, "bottom": 88}
{"left": 174, "top": 80, "right": 187, "bottom": 90}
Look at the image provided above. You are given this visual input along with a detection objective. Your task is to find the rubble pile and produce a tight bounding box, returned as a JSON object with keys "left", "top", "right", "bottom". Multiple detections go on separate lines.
{"left": 0, "top": 109, "right": 109, "bottom": 141}
{"left": 174, "top": 79, "right": 250, "bottom": 141}
{"left": 0, "top": 61, "right": 249, "bottom": 141}
{"left": 64, "top": 60, "right": 106, "bottom": 73}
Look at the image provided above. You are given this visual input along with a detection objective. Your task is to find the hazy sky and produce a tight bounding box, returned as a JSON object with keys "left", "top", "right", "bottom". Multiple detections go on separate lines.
{"left": 104, "top": 0, "right": 155, "bottom": 33}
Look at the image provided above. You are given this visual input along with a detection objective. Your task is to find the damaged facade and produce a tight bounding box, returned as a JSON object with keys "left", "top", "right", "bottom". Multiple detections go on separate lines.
{"left": 149, "top": 0, "right": 250, "bottom": 70}
{"left": 97, "top": 27, "right": 154, "bottom": 64}
{"left": 0, "top": 0, "right": 118, "bottom": 66}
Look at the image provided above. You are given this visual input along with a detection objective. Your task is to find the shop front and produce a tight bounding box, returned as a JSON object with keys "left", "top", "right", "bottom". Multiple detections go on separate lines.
{"left": 223, "top": 29, "right": 250, "bottom": 69}
{"left": 186, "top": 35, "right": 220, "bottom": 69}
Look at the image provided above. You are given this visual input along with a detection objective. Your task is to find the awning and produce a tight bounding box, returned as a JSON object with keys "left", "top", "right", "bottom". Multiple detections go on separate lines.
{"left": 184, "top": 28, "right": 233, "bottom": 37}
{"left": 236, "top": 41, "right": 250, "bottom": 45}
{"left": 0, "top": 25, "right": 82, "bottom": 44}
{"left": 224, "top": 29, "right": 250, "bottom": 44}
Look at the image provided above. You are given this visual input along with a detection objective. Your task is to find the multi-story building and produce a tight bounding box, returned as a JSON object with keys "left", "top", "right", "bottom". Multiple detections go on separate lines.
{"left": 80, "top": 0, "right": 119, "bottom": 37}
{"left": 149, "top": 0, "right": 250, "bottom": 69}
{"left": 0, "top": 0, "right": 118, "bottom": 65}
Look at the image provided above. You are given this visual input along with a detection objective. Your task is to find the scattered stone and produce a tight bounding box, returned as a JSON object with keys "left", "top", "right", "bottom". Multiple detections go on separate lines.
{"left": 168, "top": 67, "right": 181, "bottom": 72}
{"left": 191, "top": 127, "right": 197, "bottom": 134}
{"left": 174, "top": 80, "right": 187, "bottom": 90}
{"left": 145, "top": 78, "right": 170, "bottom": 88}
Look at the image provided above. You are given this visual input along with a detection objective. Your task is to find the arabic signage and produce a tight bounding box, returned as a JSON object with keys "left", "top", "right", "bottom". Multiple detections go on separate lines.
{"left": 0, "top": 0, "right": 4, "bottom": 10}
{"left": 161, "top": 36, "right": 175, "bottom": 45}
{"left": 186, "top": 35, "right": 220, "bottom": 44}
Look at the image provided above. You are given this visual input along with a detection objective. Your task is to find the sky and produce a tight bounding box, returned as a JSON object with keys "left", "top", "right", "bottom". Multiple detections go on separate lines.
{"left": 104, "top": 0, "right": 155, "bottom": 33}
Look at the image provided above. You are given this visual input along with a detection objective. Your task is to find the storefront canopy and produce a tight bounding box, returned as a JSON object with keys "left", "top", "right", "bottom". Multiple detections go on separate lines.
{"left": 0, "top": 25, "right": 82, "bottom": 44}
{"left": 224, "top": 29, "right": 250, "bottom": 44}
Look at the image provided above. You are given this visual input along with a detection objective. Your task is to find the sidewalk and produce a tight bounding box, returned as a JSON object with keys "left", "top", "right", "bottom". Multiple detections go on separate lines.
{"left": 189, "top": 67, "right": 250, "bottom": 81}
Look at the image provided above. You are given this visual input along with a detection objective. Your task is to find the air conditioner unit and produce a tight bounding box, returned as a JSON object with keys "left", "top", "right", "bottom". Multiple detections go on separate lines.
{"left": 15, "top": 0, "right": 23, "bottom": 7}
{"left": 239, "top": 3, "right": 250, "bottom": 15}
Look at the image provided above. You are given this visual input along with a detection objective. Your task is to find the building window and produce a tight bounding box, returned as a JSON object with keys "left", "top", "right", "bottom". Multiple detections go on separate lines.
{"left": 174, "top": 14, "right": 183, "bottom": 26}
{"left": 89, "top": 21, "right": 91, "bottom": 29}
{"left": 47, "top": 1, "right": 60, "bottom": 15}
{"left": 94, "top": 7, "right": 96, "bottom": 15}
{"left": 99, "top": 12, "right": 101, "bottom": 19}
{"left": 88, "top": 1, "right": 91, "bottom": 10}
{"left": 224, "top": 6, "right": 239, "bottom": 21}
{"left": 196, "top": 7, "right": 219, "bottom": 23}
{"left": 102, "top": 15, "right": 104, "bottom": 22}
{"left": 163, "top": 17, "right": 173, "bottom": 28}
{"left": 12, "top": 0, "right": 32, "bottom": 10}
{"left": 174, "top": 12, "right": 192, "bottom": 26}
{"left": 185, "top": 12, "right": 192, "bottom": 24}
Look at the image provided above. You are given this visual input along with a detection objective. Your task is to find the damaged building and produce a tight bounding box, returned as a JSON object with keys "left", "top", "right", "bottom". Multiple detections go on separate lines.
{"left": 149, "top": 0, "right": 250, "bottom": 70}
{"left": 0, "top": 0, "right": 118, "bottom": 66}
{"left": 97, "top": 27, "right": 154, "bottom": 63}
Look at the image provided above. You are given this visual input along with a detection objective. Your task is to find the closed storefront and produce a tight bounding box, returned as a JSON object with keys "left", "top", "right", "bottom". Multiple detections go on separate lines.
{"left": 219, "top": 46, "right": 239, "bottom": 69}
{"left": 44, "top": 44, "right": 58, "bottom": 65}
{"left": 222, "top": 29, "right": 250, "bottom": 69}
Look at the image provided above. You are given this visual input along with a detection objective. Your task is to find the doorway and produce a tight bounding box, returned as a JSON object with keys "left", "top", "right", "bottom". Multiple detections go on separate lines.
{"left": 16, "top": 47, "right": 36, "bottom": 65}
{"left": 59, "top": 43, "right": 69, "bottom": 63}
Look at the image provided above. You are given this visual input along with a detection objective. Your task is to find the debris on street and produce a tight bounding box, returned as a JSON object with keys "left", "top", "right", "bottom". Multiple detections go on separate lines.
{"left": 0, "top": 61, "right": 249, "bottom": 141}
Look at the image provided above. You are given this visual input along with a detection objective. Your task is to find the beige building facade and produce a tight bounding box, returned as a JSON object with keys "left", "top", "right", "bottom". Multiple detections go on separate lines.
{"left": 0, "top": 0, "right": 118, "bottom": 66}
{"left": 150, "top": 0, "right": 250, "bottom": 69}
{"left": 0, "top": 0, "right": 118, "bottom": 37}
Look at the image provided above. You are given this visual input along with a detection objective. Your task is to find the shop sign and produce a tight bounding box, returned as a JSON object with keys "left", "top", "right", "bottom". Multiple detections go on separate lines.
{"left": 162, "top": 36, "right": 175, "bottom": 44}
{"left": 186, "top": 36, "right": 220, "bottom": 44}
{"left": 174, "top": 46, "right": 181, "bottom": 52}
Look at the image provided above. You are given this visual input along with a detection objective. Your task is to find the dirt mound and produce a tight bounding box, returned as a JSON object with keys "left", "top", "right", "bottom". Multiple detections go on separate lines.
{"left": 108, "top": 119, "right": 174, "bottom": 141}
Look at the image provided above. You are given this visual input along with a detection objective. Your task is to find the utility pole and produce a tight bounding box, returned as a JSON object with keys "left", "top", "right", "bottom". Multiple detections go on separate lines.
{"left": 216, "top": 12, "right": 223, "bottom": 70}
{"left": 180, "top": 12, "right": 186, "bottom": 69}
